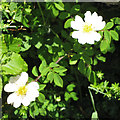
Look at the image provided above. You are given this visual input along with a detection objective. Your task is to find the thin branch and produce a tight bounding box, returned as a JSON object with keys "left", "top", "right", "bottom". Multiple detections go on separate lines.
{"left": 35, "top": 55, "right": 67, "bottom": 82}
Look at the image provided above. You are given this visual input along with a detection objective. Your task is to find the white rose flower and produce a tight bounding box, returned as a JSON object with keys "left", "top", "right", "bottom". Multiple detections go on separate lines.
{"left": 71, "top": 11, "right": 106, "bottom": 44}
{"left": 4, "top": 72, "right": 39, "bottom": 108}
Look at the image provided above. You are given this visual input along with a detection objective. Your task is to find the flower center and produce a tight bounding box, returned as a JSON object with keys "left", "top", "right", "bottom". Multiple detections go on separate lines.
{"left": 83, "top": 24, "right": 93, "bottom": 32}
{"left": 16, "top": 86, "right": 27, "bottom": 96}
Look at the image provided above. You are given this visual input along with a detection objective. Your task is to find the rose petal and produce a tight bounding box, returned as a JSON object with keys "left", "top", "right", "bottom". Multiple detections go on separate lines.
{"left": 22, "top": 96, "right": 31, "bottom": 106}
{"left": 16, "top": 72, "right": 28, "bottom": 86}
{"left": 7, "top": 93, "right": 17, "bottom": 104}
{"left": 27, "top": 82, "right": 39, "bottom": 90}
{"left": 71, "top": 15, "right": 84, "bottom": 31}
{"left": 4, "top": 83, "right": 18, "bottom": 92}
{"left": 13, "top": 95, "right": 22, "bottom": 108}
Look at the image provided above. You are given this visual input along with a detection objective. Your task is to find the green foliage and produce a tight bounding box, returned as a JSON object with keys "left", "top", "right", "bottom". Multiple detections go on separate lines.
{"left": 32, "top": 66, "right": 38, "bottom": 77}
{"left": 64, "top": 18, "right": 73, "bottom": 28}
{"left": 1, "top": 2, "right": 120, "bottom": 120}
{"left": 53, "top": 73, "right": 63, "bottom": 87}
{"left": 2, "top": 52, "right": 28, "bottom": 75}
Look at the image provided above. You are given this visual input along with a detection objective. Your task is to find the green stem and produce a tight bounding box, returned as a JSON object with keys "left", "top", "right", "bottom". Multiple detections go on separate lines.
{"left": 88, "top": 86, "right": 106, "bottom": 95}
{"left": 88, "top": 87, "right": 96, "bottom": 112}
{"left": 37, "top": 2, "right": 45, "bottom": 25}
{"left": 50, "top": 28, "right": 60, "bottom": 39}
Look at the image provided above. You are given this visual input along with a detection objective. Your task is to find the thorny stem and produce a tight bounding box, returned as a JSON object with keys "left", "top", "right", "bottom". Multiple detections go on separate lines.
{"left": 35, "top": 55, "right": 67, "bottom": 82}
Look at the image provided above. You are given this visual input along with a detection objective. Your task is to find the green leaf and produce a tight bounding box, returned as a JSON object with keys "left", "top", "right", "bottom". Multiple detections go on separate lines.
{"left": 100, "top": 39, "right": 110, "bottom": 54}
{"left": 35, "top": 42, "right": 42, "bottom": 49}
{"left": 59, "top": 12, "right": 70, "bottom": 20}
{"left": 78, "top": 59, "right": 86, "bottom": 75}
{"left": 54, "top": 73, "right": 63, "bottom": 87}
{"left": 39, "top": 108, "right": 47, "bottom": 116}
{"left": 33, "top": 103, "right": 39, "bottom": 116}
{"left": 39, "top": 84, "right": 46, "bottom": 91}
{"left": 41, "top": 67, "right": 50, "bottom": 76}
{"left": 67, "top": 84, "right": 75, "bottom": 92}
{"left": 0, "top": 38, "right": 8, "bottom": 58}
{"left": 69, "top": 54, "right": 80, "bottom": 65}
{"left": 54, "top": 3, "right": 64, "bottom": 11}
{"left": 38, "top": 93, "right": 45, "bottom": 103}
{"left": 25, "top": 8, "right": 32, "bottom": 14}
{"left": 47, "top": 103, "right": 55, "bottom": 112}
{"left": 105, "top": 22, "right": 114, "bottom": 29}
{"left": 64, "top": 18, "right": 73, "bottom": 28}
{"left": 104, "top": 30, "right": 111, "bottom": 44}
{"left": 9, "top": 2, "right": 17, "bottom": 11}
{"left": 9, "top": 38, "right": 22, "bottom": 53}
{"left": 3, "top": 11, "right": 9, "bottom": 19}
{"left": 49, "top": 62, "right": 59, "bottom": 68}
{"left": 70, "top": 92, "right": 79, "bottom": 101}
{"left": 70, "top": 5, "right": 80, "bottom": 15}
{"left": 89, "top": 71, "right": 97, "bottom": 85}
{"left": 86, "top": 66, "right": 92, "bottom": 80}
{"left": 47, "top": 72, "right": 54, "bottom": 83}
{"left": 29, "top": 106, "right": 35, "bottom": 118}
{"left": 51, "top": 6, "right": 59, "bottom": 17}
{"left": 115, "top": 17, "right": 120, "bottom": 24}
{"left": 64, "top": 92, "right": 70, "bottom": 101}
{"left": 69, "top": 59, "right": 78, "bottom": 65}
{"left": 14, "top": 9, "right": 22, "bottom": 22}
{"left": 32, "top": 66, "right": 38, "bottom": 77}
{"left": 2, "top": 53, "right": 28, "bottom": 75}
{"left": 21, "top": 41, "right": 31, "bottom": 52}
{"left": 96, "top": 55, "right": 106, "bottom": 62}
{"left": 39, "top": 60, "right": 47, "bottom": 73}
{"left": 110, "top": 30, "right": 119, "bottom": 41}
{"left": 22, "top": 16, "right": 30, "bottom": 28}
{"left": 53, "top": 66, "right": 67, "bottom": 73}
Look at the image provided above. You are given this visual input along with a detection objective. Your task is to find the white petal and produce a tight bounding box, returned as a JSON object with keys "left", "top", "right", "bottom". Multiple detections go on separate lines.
{"left": 26, "top": 93, "right": 36, "bottom": 101}
{"left": 92, "top": 12, "right": 98, "bottom": 18}
{"left": 27, "top": 82, "right": 39, "bottom": 90}
{"left": 80, "top": 33, "right": 94, "bottom": 44}
{"left": 4, "top": 83, "right": 18, "bottom": 92}
{"left": 16, "top": 72, "right": 28, "bottom": 86}
{"left": 84, "top": 11, "right": 92, "bottom": 23}
{"left": 13, "top": 95, "right": 22, "bottom": 108}
{"left": 77, "top": 32, "right": 100, "bottom": 44}
{"left": 84, "top": 11, "right": 106, "bottom": 31}
{"left": 7, "top": 92, "right": 17, "bottom": 104}
{"left": 78, "top": 38, "right": 87, "bottom": 44}
{"left": 27, "top": 88, "right": 39, "bottom": 98}
{"left": 72, "top": 31, "right": 81, "bottom": 39}
{"left": 7, "top": 92, "right": 22, "bottom": 108}
{"left": 71, "top": 15, "right": 84, "bottom": 30}
{"left": 22, "top": 96, "right": 31, "bottom": 106}
{"left": 92, "top": 32, "right": 101, "bottom": 41}
{"left": 95, "top": 21, "right": 106, "bottom": 31}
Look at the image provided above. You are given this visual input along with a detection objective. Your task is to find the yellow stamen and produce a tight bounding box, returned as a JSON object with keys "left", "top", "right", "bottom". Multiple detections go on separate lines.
{"left": 83, "top": 24, "right": 93, "bottom": 32}
{"left": 16, "top": 86, "right": 27, "bottom": 96}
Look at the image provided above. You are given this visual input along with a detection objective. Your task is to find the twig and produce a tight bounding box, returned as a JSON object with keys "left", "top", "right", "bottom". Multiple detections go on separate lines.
{"left": 35, "top": 55, "right": 67, "bottom": 82}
